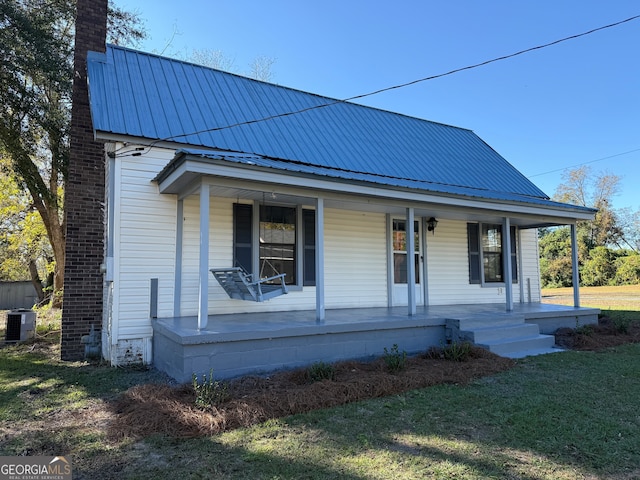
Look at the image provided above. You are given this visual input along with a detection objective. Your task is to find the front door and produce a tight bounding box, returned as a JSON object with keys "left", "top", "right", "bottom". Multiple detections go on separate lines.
{"left": 391, "top": 218, "right": 423, "bottom": 306}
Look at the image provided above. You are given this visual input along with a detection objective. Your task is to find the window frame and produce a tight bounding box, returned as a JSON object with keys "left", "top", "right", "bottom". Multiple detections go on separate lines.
{"left": 392, "top": 219, "right": 420, "bottom": 284}
{"left": 467, "top": 222, "right": 518, "bottom": 286}
{"left": 233, "top": 202, "right": 315, "bottom": 289}
{"left": 259, "top": 204, "right": 298, "bottom": 285}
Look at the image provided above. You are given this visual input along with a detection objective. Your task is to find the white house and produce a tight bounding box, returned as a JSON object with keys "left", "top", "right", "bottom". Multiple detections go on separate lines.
{"left": 87, "top": 45, "right": 598, "bottom": 381}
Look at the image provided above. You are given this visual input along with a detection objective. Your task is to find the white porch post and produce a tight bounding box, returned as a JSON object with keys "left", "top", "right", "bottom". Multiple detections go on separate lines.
{"left": 502, "top": 217, "right": 513, "bottom": 312}
{"left": 315, "top": 197, "right": 325, "bottom": 322}
{"left": 571, "top": 223, "right": 580, "bottom": 307}
{"left": 198, "top": 181, "right": 210, "bottom": 329}
{"left": 386, "top": 214, "right": 393, "bottom": 308}
{"left": 173, "top": 199, "right": 184, "bottom": 317}
{"left": 406, "top": 207, "right": 416, "bottom": 316}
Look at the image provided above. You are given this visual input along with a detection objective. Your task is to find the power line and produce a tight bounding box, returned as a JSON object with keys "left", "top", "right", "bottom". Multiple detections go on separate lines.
{"left": 527, "top": 148, "right": 640, "bottom": 178}
{"left": 118, "top": 13, "right": 640, "bottom": 156}
{"left": 347, "top": 15, "right": 640, "bottom": 103}
{"left": 171, "top": 14, "right": 640, "bottom": 138}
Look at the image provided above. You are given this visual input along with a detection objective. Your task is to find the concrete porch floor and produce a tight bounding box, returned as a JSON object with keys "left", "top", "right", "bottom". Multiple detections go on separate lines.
{"left": 152, "top": 303, "right": 599, "bottom": 382}
{"left": 154, "top": 302, "right": 599, "bottom": 342}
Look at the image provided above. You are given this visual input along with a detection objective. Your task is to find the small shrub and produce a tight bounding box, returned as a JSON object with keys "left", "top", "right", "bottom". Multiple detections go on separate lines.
{"left": 576, "top": 324, "right": 594, "bottom": 336}
{"left": 425, "top": 346, "right": 444, "bottom": 360}
{"left": 426, "top": 342, "right": 475, "bottom": 362}
{"left": 307, "top": 361, "right": 336, "bottom": 382}
{"left": 613, "top": 318, "right": 631, "bottom": 334}
{"left": 442, "top": 341, "right": 473, "bottom": 362}
{"left": 192, "top": 369, "right": 230, "bottom": 409}
{"left": 383, "top": 344, "right": 407, "bottom": 373}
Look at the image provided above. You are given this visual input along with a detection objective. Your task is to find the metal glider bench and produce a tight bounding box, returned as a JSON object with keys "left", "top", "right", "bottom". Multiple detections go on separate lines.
{"left": 210, "top": 267, "right": 288, "bottom": 302}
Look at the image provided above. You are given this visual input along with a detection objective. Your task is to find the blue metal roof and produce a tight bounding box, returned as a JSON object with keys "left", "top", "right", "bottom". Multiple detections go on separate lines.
{"left": 88, "top": 44, "right": 551, "bottom": 200}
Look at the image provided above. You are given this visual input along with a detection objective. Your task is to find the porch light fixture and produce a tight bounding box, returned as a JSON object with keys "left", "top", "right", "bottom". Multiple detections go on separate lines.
{"left": 427, "top": 217, "right": 438, "bottom": 234}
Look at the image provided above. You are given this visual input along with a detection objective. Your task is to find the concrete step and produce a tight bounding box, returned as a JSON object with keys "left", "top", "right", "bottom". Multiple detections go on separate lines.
{"left": 478, "top": 334, "right": 556, "bottom": 356}
{"left": 449, "top": 314, "right": 526, "bottom": 331}
{"left": 461, "top": 322, "right": 541, "bottom": 343}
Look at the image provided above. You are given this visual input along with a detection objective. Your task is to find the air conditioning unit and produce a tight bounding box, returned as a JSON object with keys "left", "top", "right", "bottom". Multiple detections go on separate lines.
{"left": 5, "top": 309, "right": 37, "bottom": 343}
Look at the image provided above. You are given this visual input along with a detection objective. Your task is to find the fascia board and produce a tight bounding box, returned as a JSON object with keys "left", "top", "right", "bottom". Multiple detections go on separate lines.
{"left": 156, "top": 158, "right": 596, "bottom": 222}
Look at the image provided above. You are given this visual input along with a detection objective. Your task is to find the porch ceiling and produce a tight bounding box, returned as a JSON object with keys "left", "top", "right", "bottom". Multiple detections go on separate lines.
{"left": 154, "top": 151, "right": 596, "bottom": 228}
{"left": 203, "top": 183, "right": 551, "bottom": 228}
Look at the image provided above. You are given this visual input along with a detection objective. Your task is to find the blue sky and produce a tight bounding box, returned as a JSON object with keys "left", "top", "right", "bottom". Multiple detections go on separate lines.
{"left": 120, "top": 0, "right": 640, "bottom": 210}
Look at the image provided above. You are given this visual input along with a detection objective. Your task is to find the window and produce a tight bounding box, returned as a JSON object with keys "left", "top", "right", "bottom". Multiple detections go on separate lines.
{"left": 392, "top": 219, "right": 420, "bottom": 284}
{"left": 259, "top": 205, "right": 296, "bottom": 285}
{"left": 233, "top": 203, "right": 315, "bottom": 287}
{"left": 467, "top": 223, "right": 517, "bottom": 285}
{"left": 482, "top": 224, "right": 503, "bottom": 283}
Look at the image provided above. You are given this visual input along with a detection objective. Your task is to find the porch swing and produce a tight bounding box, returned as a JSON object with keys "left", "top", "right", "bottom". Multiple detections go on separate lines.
{"left": 209, "top": 266, "right": 288, "bottom": 302}
{"left": 210, "top": 194, "right": 289, "bottom": 302}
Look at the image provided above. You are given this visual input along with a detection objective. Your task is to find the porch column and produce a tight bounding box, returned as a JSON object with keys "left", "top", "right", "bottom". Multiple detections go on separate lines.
{"left": 173, "top": 199, "right": 184, "bottom": 317}
{"left": 406, "top": 207, "right": 416, "bottom": 316}
{"left": 502, "top": 217, "right": 513, "bottom": 312}
{"left": 315, "top": 197, "right": 325, "bottom": 322}
{"left": 198, "top": 182, "right": 210, "bottom": 329}
{"left": 571, "top": 223, "right": 580, "bottom": 307}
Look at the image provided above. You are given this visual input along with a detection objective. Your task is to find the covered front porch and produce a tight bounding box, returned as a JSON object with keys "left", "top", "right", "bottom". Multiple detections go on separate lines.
{"left": 153, "top": 302, "right": 599, "bottom": 382}
{"left": 148, "top": 150, "right": 599, "bottom": 382}
{"left": 155, "top": 150, "right": 593, "bottom": 325}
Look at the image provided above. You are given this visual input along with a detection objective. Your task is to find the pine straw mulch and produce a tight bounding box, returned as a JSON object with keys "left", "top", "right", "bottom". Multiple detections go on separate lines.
{"left": 108, "top": 316, "right": 640, "bottom": 440}
{"left": 554, "top": 315, "right": 640, "bottom": 351}
{"left": 108, "top": 347, "right": 514, "bottom": 439}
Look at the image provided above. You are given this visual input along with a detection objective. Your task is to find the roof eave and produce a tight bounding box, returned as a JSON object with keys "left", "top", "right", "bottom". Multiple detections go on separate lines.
{"left": 154, "top": 151, "right": 597, "bottom": 223}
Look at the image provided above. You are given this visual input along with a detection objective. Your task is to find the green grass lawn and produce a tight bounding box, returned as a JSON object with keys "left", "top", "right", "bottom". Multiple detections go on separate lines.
{"left": 1, "top": 337, "right": 639, "bottom": 479}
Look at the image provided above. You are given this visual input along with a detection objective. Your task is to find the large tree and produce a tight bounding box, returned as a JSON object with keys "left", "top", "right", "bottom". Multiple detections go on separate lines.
{"left": 553, "top": 166, "right": 625, "bottom": 249}
{"left": 540, "top": 166, "right": 640, "bottom": 288}
{"left": 0, "top": 0, "right": 144, "bottom": 306}
{"left": 0, "top": 161, "right": 52, "bottom": 301}
{"left": 187, "top": 48, "right": 276, "bottom": 81}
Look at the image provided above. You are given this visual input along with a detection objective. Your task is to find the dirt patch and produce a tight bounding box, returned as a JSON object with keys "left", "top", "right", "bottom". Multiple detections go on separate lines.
{"left": 108, "top": 347, "right": 514, "bottom": 439}
{"left": 555, "top": 315, "right": 640, "bottom": 351}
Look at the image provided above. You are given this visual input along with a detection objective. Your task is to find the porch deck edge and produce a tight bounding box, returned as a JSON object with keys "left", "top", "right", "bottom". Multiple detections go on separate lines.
{"left": 522, "top": 306, "right": 600, "bottom": 320}
{"left": 153, "top": 314, "right": 446, "bottom": 345}
{"left": 150, "top": 303, "right": 600, "bottom": 382}
{"left": 522, "top": 305, "right": 600, "bottom": 334}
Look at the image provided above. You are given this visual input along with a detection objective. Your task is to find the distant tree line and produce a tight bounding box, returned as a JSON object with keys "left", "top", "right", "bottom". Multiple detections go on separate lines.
{"left": 539, "top": 166, "right": 640, "bottom": 288}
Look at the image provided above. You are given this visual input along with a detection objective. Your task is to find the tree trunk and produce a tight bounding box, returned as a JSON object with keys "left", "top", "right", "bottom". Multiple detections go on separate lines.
{"left": 28, "top": 259, "right": 45, "bottom": 303}
{"left": 30, "top": 193, "right": 66, "bottom": 308}
{"left": 8, "top": 139, "right": 67, "bottom": 308}
{"left": 49, "top": 221, "right": 65, "bottom": 308}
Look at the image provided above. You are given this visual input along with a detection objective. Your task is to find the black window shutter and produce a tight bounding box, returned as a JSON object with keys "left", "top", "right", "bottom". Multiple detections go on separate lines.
{"left": 467, "top": 223, "right": 480, "bottom": 284}
{"left": 303, "top": 209, "right": 316, "bottom": 286}
{"left": 510, "top": 226, "right": 518, "bottom": 283}
{"left": 233, "top": 203, "right": 253, "bottom": 274}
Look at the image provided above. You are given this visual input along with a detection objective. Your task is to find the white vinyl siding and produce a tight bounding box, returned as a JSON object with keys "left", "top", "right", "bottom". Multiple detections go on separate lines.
{"left": 109, "top": 146, "right": 545, "bottom": 343}
{"left": 324, "top": 208, "right": 388, "bottom": 308}
{"left": 113, "top": 149, "right": 177, "bottom": 339}
{"left": 426, "top": 219, "right": 525, "bottom": 305}
{"left": 180, "top": 197, "right": 316, "bottom": 315}
{"left": 518, "top": 228, "right": 542, "bottom": 302}
{"left": 179, "top": 203, "right": 388, "bottom": 314}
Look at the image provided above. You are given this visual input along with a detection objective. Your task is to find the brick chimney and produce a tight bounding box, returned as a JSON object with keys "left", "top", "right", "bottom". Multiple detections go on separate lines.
{"left": 61, "top": 0, "right": 108, "bottom": 360}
